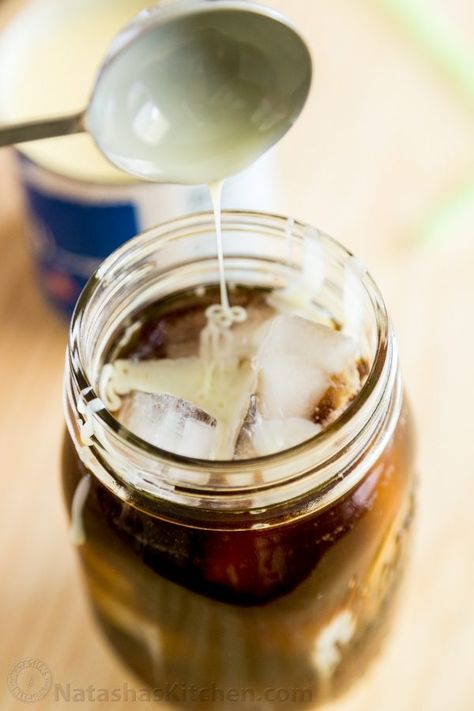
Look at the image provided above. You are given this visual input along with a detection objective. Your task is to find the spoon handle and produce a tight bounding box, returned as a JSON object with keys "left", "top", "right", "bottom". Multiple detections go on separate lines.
{"left": 0, "top": 112, "right": 85, "bottom": 147}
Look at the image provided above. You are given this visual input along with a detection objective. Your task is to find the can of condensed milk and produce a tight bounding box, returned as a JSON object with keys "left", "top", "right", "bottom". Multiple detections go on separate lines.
{"left": 0, "top": 0, "right": 279, "bottom": 315}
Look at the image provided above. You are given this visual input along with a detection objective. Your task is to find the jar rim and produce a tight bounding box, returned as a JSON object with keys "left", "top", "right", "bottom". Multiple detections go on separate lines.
{"left": 66, "top": 210, "right": 399, "bottom": 511}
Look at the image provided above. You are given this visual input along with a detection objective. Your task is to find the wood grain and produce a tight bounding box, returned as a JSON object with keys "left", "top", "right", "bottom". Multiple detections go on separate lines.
{"left": 1, "top": 1, "right": 474, "bottom": 709}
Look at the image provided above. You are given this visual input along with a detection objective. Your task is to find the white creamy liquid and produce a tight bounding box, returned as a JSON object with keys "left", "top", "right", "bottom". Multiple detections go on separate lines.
{"left": 209, "top": 181, "right": 229, "bottom": 313}
{"left": 199, "top": 181, "right": 247, "bottom": 365}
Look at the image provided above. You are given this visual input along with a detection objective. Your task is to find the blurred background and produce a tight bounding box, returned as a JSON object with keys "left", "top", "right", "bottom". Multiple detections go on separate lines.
{"left": 0, "top": 0, "right": 473, "bottom": 709}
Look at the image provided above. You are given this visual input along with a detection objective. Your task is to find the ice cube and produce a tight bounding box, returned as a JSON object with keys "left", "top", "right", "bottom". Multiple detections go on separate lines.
{"left": 254, "top": 314, "right": 359, "bottom": 420}
{"left": 235, "top": 400, "right": 322, "bottom": 459}
{"left": 108, "top": 355, "right": 257, "bottom": 459}
{"left": 234, "top": 395, "right": 259, "bottom": 458}
{"left": 268, "top": 282, "right": 334, "bottom": 326}
{"left": 119, "top": 391, "right": 218, "bottom": 459}
{"left": 230, "top": 298, "right": 275, "bottom": 360}
{"left": 252, "top": 418, "right": 322, "bottom": 457}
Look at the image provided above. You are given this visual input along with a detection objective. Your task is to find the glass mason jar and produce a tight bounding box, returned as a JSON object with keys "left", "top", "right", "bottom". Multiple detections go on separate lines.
{"left": 62, "top": 211, "right": 415, "bottom": 709}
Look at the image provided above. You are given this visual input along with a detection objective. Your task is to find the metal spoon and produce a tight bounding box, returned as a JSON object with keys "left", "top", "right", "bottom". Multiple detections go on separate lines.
{"left": 0, "top": 0, "right": 312, "bottom": 183}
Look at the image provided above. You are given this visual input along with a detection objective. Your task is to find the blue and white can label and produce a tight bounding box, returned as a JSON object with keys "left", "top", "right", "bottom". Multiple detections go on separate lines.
{"left": 18, "top": 152, "right": 279, "bottom": 316}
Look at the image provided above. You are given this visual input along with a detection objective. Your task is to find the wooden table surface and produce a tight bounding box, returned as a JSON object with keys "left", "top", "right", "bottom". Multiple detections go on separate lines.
{"left": 1, "top": 1, "right": 474, "bottom": 709}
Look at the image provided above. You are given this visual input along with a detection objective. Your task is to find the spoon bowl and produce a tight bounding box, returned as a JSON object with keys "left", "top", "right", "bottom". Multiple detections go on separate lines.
{"left": 0, "top": 0, "right": 312, "bottom": 184}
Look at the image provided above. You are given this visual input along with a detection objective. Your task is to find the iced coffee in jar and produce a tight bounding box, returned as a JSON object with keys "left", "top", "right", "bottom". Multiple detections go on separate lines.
{"left": 62, "top": 211, "right": 414, "bottom": 708}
